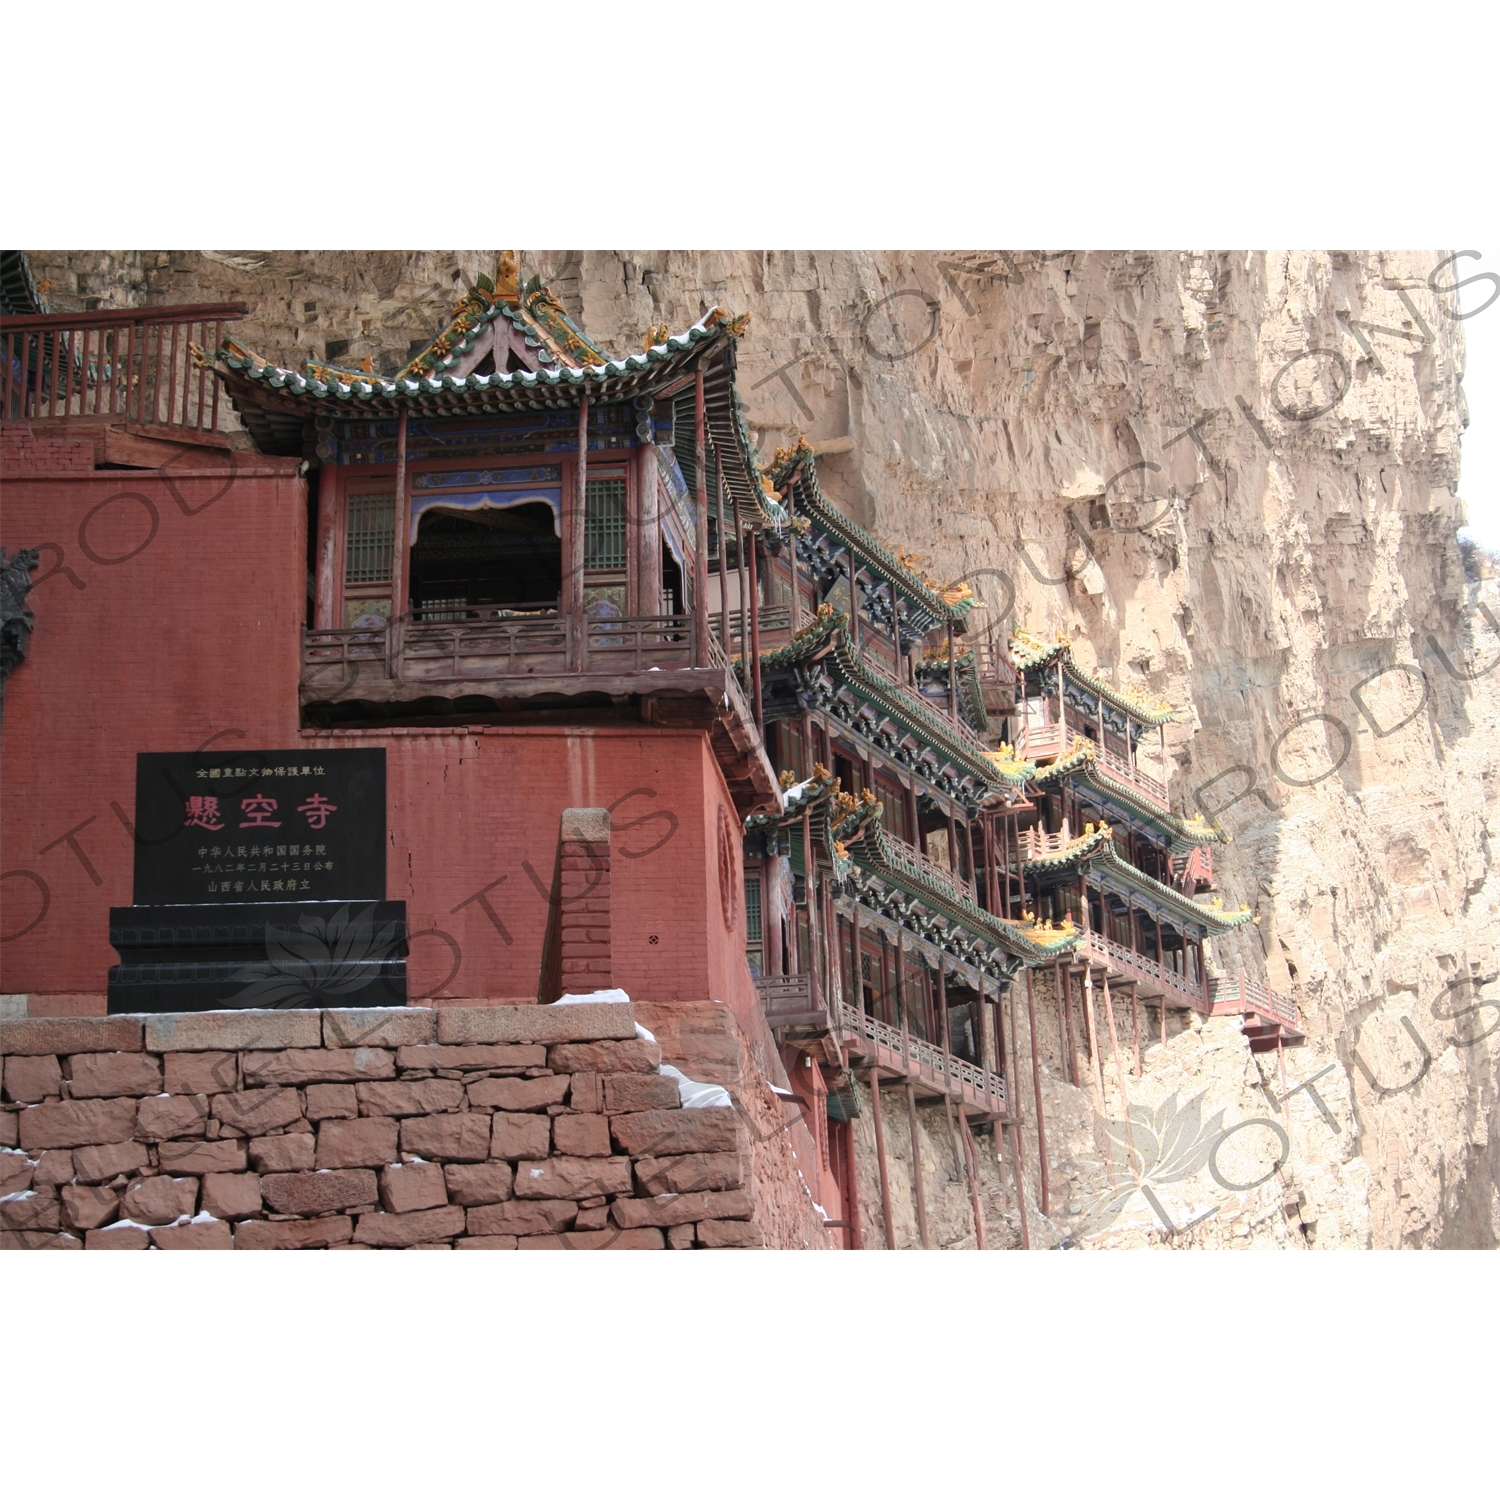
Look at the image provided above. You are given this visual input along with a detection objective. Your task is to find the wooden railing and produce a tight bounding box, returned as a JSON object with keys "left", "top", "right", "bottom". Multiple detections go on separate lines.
{"left": 1017, "top": 826, "right": 1071, "bottom": 860}
{"left": 1210, "top": 970, "right": 1299, "bottom": 1028}
{"left": 972, "top": 641, "right": 1017, "bottom": 687}
{"left": 882, "top": 833, "right": 977, "bottom": 905}
{"left": 1014, "top": 723, "right": 1170, "bottom": 809}
{"left": 2, "top": 303, "right": 246, "bottom": 432}
{"left": 837, "top": 1001, "right": 1005, "bottom": 1105}
{"left": 1081, "top": 929, "right": 1202, "bottom": 1007}
{"left": 757, "top": 973, "right": 821, "bottom": 1027}
{"left": 301, "top": 610, "right": 735, "bottom": 693}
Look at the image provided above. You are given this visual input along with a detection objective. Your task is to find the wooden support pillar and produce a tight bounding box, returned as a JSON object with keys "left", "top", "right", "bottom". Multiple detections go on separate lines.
{"left": 314, "top": 463, "right": 339, "bottom": 629}
{"left": 843, "top": 1109, "right": 863, "bottom": 1250}
{"left": 848, "top": 559, "right": 861, "bottom": 652}
{"left": 1004, "top": 1118, "right": 1031, "bottom": 1250}
{"left": 563, "top": 395, "right": 588, "bottom": 669}
{"left": 734, "top": 492, "right": 748, "bottom": 660}
{"left": 786, "top": 484, "right": 803, "bottom": 634}
{"left": 1131, "top": 985, "right": 1141, "bottom": 1076}
{"left": 947, "top": 620, "right": 959, "bottom": 723}
{"left": 906, "top": 1081, "right": 930, "bottom": 1249}
{"left": 1025, "top": 968, "right": 1050, "bottom": 1217}
{"left": 869, "top": 1070, "right": 896, "bottom": 1249}
{"left": 640, "top": 438, "right": 661, "bottom": 616}
{"left": 390, "top": 409, "right": 410, "bottom": 624}
{"left": 957, "top": 1106, "right": 989, "bottom": 1250}
{"left": 1082, "top": 966, "right": 1105, "bottom": 1114}
{"left": 1058, "top": 958, "right": 1078, "bottom": 1088}
{"left": 747, "top": 528, "right": 764, "bottom": 731}
{"left": 895, "top": 927, "right": 906, "bottom": 1034}
{"left": 853, "top": 907, "right": 866, "bottom": 1015}
{"left": 938, "top": 958, "right": 950, "bottom": 1055}
{"left": 715, "top": 448, "right": 730, "bottom": 652}
{"left": 802, "top": 807, "right": 819, "bottom": 1013}
{"left": 692, "top": 369, "right": 710, "bottom": 667}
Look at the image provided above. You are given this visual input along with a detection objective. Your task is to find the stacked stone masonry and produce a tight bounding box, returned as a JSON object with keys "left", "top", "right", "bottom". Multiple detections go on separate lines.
{"left": 0, "top": 1003, "right": 764, "bottom": 1250}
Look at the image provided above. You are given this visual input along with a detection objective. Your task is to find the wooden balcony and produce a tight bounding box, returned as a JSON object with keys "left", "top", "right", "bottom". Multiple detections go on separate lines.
{"left": 301, "top": 607, "right": 778, "bottom": 814}
{"left": 837, "top": 1002, "right": 1007, "bottom": 1116}
{"left": 1078, "top": 932, "right": 1302, "bottom": 1044}
{"left": 756, "top": 973, "right": 824, "bottom": 1029}
{"left": 1015, "top": 723, "right": 1171, "bottom": 811}
{"left": 2, "top": 302, "right": 247, "bottom": 447}
{"left": 879, "top": 834, "right": 977, "bottom": 905}
{"left": 757, "top": 978, "right": 1006, "bottom": 1114}
{"left": 1080, "top": 929, "right": 1203, "bottom": 1009}
{"left": 1208, "top": 969, "right": 1300, "bottom": 1030}
{"left": 972, "top": 640, "right": 1017, "bottom": 712}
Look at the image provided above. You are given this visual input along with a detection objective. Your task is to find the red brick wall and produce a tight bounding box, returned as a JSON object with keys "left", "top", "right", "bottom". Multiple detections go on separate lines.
{"left": 2, "top": 464, "right": 762, "bottom": 1026}
{"left": 1, "top": 423, "right": 95, "bottom": 474}
{"left": 1, "top": 463, "right": 306, "bottom": 997}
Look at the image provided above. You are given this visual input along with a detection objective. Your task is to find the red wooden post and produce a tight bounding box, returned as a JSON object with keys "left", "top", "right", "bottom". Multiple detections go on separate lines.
{"left": 315, "top": 464, "right": 339, "bottom": 630}
{"left": 869, "top": 1070, "right": 896, "bottom": 1249}
{"left": 391, "top": 409, "right": 410, "bottom": 615}
{"left": 1025, "top": 967, "right": 1050, "bottom": 1217}
{"left": 692, "top": 369, "right": 710, "bottom": 668}
{"left": 715, "top": 448, "right": 730, "bottom": 654}
{"left": 735, "top": 492, "right": 749, "bottom": 663}
{"left": 564, "top": 393, "right": 589, "bottom": 669}
{"left": 906, "top": 1081, "right": 931, "bottom": 1249}
{"left": 747, "top": 525, "right": 764, "bottom": 732}
{"left": 947, "top": 620, "right": 958, "bottom": 723}
{"left": 842, "top": 1110, "right": 863, "bottom": 1250}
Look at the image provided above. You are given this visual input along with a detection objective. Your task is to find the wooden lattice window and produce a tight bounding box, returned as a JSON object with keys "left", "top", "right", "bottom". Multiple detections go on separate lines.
{"left": 584, "top": 477, "right": 627, "bottom": 570}
{"left": 345, "top": 492, "right": 395, "bottom": 584}
{"left": 744, "top": 874, "right": 763, "bottom": 977}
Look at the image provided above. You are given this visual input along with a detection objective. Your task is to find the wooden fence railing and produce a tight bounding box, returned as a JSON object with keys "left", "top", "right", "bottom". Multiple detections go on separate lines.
{"left": 1, "top": 302, "right": 246, "bottom": 432}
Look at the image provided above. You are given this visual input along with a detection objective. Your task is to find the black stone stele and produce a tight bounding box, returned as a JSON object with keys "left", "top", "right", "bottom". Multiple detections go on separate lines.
{"left": 108, "top": 748, "right": 407, "bottom": 1013}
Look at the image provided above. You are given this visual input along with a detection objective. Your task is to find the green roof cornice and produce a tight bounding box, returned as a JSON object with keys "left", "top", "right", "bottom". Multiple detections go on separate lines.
{"left": 764, "top": 442, "right": 977, "bottom": 630}
{"left": 761, "top": 611, "right": 1007, "bottom": 798}
{"left": 1011, "top": 628, "right": 1178, "bottom": 726}
{"left": 852, "top": 825, "right": 1081, "bottom": 965}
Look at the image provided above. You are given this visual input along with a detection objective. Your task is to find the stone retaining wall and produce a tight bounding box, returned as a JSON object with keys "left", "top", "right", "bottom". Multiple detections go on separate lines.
{"left": 0, "top": 1003, "right": 762, "bottom": 1250}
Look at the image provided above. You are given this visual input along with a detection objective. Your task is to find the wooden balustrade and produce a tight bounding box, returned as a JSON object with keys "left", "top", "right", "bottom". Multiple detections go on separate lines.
{"left": 302, "top": 610, "right": 722, "bottom": 693}
{"left": 2, "top": 303, "right": 246, "bottom": 432}
{"left": 1014, "top": 722, "right": 1171, "bottom": 809}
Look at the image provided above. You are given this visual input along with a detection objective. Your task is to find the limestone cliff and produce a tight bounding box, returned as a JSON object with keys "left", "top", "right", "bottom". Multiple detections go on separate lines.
{"left": 28, "top": 248, "right": 1498, "bottom": 1248}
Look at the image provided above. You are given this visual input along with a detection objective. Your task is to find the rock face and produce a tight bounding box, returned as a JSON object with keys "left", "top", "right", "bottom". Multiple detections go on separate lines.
{"left": 26, "top": 248, "right": 1498, "bottom": 1248}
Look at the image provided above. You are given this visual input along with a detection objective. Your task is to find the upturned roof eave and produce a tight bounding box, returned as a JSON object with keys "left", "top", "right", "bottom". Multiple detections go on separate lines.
{"left": 765, "top": 443, "right": 975, "bottom": 628}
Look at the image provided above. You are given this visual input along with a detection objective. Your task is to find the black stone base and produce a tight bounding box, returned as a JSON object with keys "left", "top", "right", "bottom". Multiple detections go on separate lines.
{"left": 107, "top": 901, "right": 408, "bottom": 1014}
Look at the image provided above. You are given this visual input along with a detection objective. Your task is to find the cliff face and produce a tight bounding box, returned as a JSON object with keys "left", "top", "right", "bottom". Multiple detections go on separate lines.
{"left": 28, "top": 248, "right": 1499, "bottom": 1247}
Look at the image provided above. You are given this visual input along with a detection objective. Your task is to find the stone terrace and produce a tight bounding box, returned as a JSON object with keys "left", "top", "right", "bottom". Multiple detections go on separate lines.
{"left": 0, "top": 1004, "right": 761, "bottom": 1250}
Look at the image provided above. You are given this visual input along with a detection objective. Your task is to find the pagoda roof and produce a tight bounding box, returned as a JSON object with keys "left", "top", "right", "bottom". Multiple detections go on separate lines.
{"left": 1023, "top": 826, "right": 1252, "bottom": 936}
{"left": 1011, "top": 627, "right": 1178, "bottom": 726}
{"left": 760, "top": 607, "right": 1007, "bottom": 802}
{"left": 1030, "top": 740, "right": 1225, "bottom": 846}
{"left": 207, "top": 265, "right": 784, "bottom": 529}
{"left": 765, "top": 439, "right": 978, "bottom": 636}
{"left": 853, "top": 823, "right": 1082, "bottom": 965}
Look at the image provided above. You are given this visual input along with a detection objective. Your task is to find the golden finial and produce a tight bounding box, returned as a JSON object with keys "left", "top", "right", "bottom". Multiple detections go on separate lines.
{"left": 643, "top": 322, "right": 671, "bottom": 350}
{"left": 495, "top": 252, "right": 521, "bottom": 304}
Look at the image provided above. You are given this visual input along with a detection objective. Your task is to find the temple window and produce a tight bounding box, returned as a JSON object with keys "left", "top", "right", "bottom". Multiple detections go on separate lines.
{"left": 342, "top": 488, "right": 395, "bottom": 627}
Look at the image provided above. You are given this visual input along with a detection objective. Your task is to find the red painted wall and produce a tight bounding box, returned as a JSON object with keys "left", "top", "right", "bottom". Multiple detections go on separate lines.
{"left": 2, "top": 459, "right": 756, "bottom": 1024}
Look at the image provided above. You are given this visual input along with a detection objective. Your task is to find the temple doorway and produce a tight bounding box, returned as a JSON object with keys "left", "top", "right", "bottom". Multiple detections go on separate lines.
{"left": 408, "top": 501, "right": 561, "bottom": 618}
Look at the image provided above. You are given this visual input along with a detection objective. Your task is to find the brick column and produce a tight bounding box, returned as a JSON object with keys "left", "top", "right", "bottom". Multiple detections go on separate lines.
{"left": 556, "top": 807, "right": 612, "bottom": 998}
